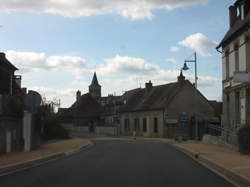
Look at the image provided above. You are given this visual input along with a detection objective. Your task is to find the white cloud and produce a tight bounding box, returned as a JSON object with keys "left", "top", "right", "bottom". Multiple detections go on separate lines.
{"left": 170, "top": 46, "right": 180, "bottom": 52}
{"left": 98, "top": 55, "right": 158, "bottom": 76}
{"left": 0, "top": 0, "right": 207, "bottom": 20}
{"left": 5, "top": 50, "right": 46, "bottom": 72}
{"left": 179, "top": 33, "right": 218, "bottom": 56}
{"left": 97, "top": 55, "right": 220, "bottom": 89}
{"left": 5, "top": 50, "right": 88, "bottom": 79}
{"left": 166, "top": 58, "right": 177, "bottom": 63}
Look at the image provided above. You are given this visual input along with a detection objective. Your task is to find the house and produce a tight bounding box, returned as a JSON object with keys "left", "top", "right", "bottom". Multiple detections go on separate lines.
{"left": 119, "top": 72, "right": 216, "bottom": 139}
{"left": 0, "top": 52, "right": 23, "bottom": 154}
{"left": 0, "top": 52, "right": 21, "bottom": 95}
{"left": 216, "top": 0, "right": 250, "bottom": 145}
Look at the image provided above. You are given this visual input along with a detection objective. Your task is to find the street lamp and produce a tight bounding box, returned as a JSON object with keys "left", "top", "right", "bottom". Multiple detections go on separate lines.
{"left": 182, "top": 52, "right": 199, "bottom": 141}
{"left": 182, "top": 52, "right": 197, "bottom": 88}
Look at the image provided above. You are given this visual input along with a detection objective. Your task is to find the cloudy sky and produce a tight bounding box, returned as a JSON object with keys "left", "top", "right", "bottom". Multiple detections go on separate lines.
{"left": 0, "top": 0, "right": 234, "bottom": 107}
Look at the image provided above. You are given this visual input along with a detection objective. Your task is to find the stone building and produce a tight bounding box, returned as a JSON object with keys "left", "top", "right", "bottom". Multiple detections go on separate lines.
{"left": 119, "top": 73, "right": 216, "bottom": 139}
{"left": 216, "top": 0, "right": 250, "bottom": 145}
{"left": 0, "top": 52, "right": 23, "bottom": 154}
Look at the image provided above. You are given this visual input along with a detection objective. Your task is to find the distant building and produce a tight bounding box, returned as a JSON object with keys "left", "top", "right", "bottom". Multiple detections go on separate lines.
{"left": 217, "top": 0, "right": 250, "bottom": 145}
{"left": 119, "top": 72, "right": 216, "bottom": 139}
{"left": 58, "top": 72, "right": 121, "bottom": 136}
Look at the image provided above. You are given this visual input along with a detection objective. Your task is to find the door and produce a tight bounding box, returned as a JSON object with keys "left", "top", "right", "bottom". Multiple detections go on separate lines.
{"left": 6, "top": 130, "right": 11, "bottom": 153}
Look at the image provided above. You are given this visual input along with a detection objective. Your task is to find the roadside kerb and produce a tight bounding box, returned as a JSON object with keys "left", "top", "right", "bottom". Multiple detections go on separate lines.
{"left": 172, "top": 144, "right": 250, "bottom": 187}
{"left": 0, "top": 140, "right": 93, "bottom": 176}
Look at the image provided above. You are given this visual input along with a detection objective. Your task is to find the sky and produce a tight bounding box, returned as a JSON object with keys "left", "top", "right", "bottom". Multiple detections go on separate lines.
{"left": 0, "top": 0, "right": 235, "bottom": 107}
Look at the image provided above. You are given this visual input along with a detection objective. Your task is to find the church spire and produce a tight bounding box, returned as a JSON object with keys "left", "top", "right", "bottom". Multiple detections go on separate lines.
{"left": 90, "top": 72, "right": 100, "bottom": 86}
{"left": 89, "top": 72, "right": 101, "bottom": 98}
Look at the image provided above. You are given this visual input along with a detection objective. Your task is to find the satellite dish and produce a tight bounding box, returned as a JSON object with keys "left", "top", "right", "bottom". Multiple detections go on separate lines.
{"left": 24, "top": 90, "right": 42, "bottom": 113}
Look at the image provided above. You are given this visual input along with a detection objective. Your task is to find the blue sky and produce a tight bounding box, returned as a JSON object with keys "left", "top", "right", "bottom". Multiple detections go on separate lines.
{"left": 0, "top": 0, "right": 235, "bottom": 107}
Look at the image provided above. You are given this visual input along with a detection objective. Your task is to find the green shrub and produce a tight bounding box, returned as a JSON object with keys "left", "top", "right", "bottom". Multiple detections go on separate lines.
{"left": 238, "top": 125, "right": 250, "bottom": 154}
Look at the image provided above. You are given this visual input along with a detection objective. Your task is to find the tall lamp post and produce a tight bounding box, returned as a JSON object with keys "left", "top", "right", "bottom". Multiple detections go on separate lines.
{"left": 182, "top": 52, "right": 199, "bottom": 140}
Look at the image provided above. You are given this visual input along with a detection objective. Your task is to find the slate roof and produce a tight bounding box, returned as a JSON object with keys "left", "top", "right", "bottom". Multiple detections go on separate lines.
{"left": 217, "top": 1, "right": 250, "bottom": 49}
{"left": 68, "top": 93, "right": 104, "bottom": 118}
{"left": 89, "top": 72, "right": 101, "bottom": 87}
{"left": 0, "top": 52, "right": 18, "bottom": 71}
{"left": 120, "top": 82, "right": 182, "bottom": 113}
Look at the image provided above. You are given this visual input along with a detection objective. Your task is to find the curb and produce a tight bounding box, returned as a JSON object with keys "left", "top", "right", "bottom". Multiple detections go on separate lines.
{"left": 0, "top": 141, "right": 93, "bottom": 177}
{"left": 172, "top": 144, "right": 250, "bottom": 187}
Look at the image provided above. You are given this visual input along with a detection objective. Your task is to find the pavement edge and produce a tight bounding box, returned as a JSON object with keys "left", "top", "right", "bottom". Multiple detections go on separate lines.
{"left": 172, "top": 144, "right": 250, "bottom": 187}
{"left": 0, "top": 140, "right": 93, "bottom": 176}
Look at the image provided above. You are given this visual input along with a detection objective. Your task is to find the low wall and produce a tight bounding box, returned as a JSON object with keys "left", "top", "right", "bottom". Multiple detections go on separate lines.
{"left": 66, "top": 125, "right": 117, "bottom": 137}
{"left": 96, "top": 126, "right": 116, "bottom": 136}
{"left": 202, "top": 134, "right": 238, "bottom": 151}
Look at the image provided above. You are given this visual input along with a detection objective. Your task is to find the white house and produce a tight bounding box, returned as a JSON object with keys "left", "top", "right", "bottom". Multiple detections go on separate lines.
{"left": 217, "top": 0, "right": 250, "bottom": 145}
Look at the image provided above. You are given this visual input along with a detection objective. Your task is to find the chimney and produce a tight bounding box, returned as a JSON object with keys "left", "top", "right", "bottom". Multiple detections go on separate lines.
{"left": 76, "top": 90, "right": 81, "bottom": 102}
{"left": 178, "top": 71, "right": 185, "bottom": 83}
{"left": 229, "top": 5, "right": 237, "bottom": 28}
{"left": 21, "top": 87, "right": 27, "bottom": 95}
{"left": 0, "top": 52, "right": 5, "bottom": 58}
{"left": 145, "top": 80, "right": 153, "bottom": 92}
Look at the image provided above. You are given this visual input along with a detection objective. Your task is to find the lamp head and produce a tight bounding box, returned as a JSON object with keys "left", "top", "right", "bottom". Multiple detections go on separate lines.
{"left": 182, "top": 62, "right": 189, "bottom": 71}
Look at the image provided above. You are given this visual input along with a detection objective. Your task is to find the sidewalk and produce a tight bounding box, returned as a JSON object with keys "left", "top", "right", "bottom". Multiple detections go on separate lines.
{"left": 174, "top": 142, "right": 250, "bottom": 187}
{"left": 0, "top": 138, "right": 91, "bottom": 168}
{"left": 120, "top": 136, "right": 176, "bottom": 144}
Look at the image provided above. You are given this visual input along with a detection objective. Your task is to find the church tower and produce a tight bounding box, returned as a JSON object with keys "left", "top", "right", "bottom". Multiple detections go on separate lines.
{"left": 89, "top": 72, "right": 101, "bottom": 99}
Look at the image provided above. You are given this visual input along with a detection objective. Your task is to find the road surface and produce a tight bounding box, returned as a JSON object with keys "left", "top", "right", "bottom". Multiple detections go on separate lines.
{"left": 0, "top": 139, "right": 234, "bottom": 187}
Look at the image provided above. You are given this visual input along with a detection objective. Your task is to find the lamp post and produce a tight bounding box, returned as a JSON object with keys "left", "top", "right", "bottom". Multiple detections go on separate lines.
{"left": 182, "top": 52, "right": 199, "bottom": 141}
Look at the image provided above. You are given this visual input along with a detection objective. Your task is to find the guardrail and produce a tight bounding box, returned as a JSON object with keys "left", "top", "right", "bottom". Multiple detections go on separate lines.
{"left": 206, "top": 123, "right": 237, "bottom": 137}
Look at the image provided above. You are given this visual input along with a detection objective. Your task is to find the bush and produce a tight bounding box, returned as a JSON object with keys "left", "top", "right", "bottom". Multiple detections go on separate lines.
{"left": 238, "top": 125, "right": 250, "bottom": 154}
{"left": 42, "top": 119, "right": 70, "bottom": 140}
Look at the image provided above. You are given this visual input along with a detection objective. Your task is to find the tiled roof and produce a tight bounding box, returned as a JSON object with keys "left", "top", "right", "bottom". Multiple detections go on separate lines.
{"left": 217, "top": 13, "right": 250, "bottom": 48}
{"left": 69, "top": 93, "right": 104, "bottom": 118}
{"left": 120, "top": 82, "right": 182, "bottom": 112}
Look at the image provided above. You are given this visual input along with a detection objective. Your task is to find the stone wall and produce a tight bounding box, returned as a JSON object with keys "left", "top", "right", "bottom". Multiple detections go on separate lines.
{"left": 62, "top": 124, "right": 117, "bottom": 137}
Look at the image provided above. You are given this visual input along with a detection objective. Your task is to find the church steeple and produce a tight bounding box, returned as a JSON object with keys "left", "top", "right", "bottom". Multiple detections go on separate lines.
{"left": 90, "top": 72, "right": 100, "bottom": 87}
{"left": 89, "top": 72, "right": 101, "bottom": 98}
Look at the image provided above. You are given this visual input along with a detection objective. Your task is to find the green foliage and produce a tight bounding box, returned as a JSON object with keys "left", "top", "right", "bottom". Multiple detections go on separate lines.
{"left": 238, "top": 125, "right": 250, "bottom": 154}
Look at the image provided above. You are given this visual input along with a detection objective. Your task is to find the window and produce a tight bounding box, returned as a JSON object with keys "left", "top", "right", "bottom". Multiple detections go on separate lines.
{"left": 234, "top": 43, "right": 239, "bottom": 72}
{"left": 143, "top": 118, "right": 147, "bottom": 132}
{"left": 154, "top": 118, "right": 158, "bottom": 133}
{"left": 225, "top": 50, "right": 230, "bottom": 79}
{"left": 124, "top": 119, "right": 130, "bottom": 131}
{"left": 235, "top": 92, "right": 240, "bottom": 125}
{"left": 134, "top": 118, "right": 139, "bottom": 131}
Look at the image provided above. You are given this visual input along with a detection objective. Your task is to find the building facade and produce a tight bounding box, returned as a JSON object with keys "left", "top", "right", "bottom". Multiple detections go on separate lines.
{"left": 217, "top": 0, "right": 250, "bottom": 145}
{"left": 119, "top": 73, "right": 216, "bottom": 139}
{"left": 0, "top": 53, "right": 23, "bottom": 154}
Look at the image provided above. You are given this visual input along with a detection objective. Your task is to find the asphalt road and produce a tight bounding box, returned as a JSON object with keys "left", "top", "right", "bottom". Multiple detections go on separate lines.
{"left": 0, "top": 139, "right": 234, "bottom": 187}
